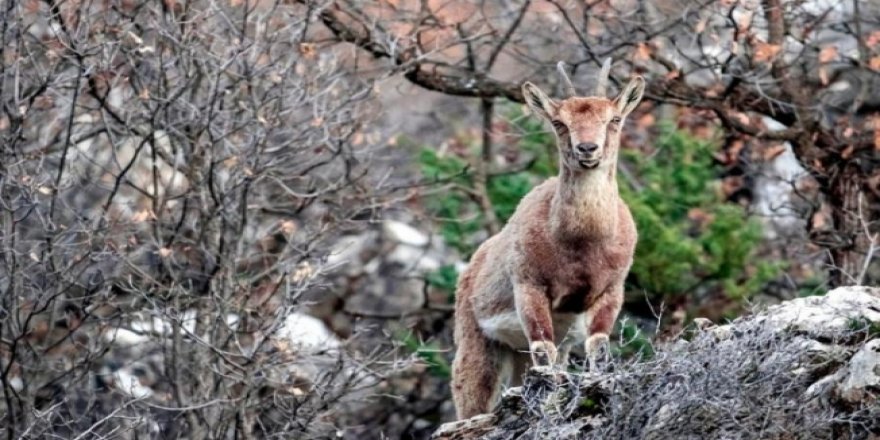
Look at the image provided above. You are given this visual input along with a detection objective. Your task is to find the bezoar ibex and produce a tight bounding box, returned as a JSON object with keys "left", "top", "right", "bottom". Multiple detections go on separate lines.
{"left": 451, "top": 59, "right": 644, "bottom": 419}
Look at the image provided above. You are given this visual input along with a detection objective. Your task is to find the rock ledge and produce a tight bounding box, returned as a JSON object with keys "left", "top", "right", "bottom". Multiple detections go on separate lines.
{"left": 435, "top": 286, "right": 880, "bottom": 440}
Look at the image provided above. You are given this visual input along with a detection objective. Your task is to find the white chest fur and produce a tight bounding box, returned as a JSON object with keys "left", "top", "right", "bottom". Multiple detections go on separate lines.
{"left": 478, "top": 311, "right": 587, "bottom": 350}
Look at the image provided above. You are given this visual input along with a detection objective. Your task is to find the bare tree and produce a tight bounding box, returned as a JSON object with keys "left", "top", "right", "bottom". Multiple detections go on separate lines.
{"left": 1, "top": 0, "right": 403, "bottom": 438}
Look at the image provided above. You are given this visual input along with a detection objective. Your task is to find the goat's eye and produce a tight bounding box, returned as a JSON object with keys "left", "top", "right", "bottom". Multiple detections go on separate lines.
{"left": 610, "top": 116, "right": 622, "bottom": 125}
{"left": 551, "top": 120, "right": 567, "bottom": 131}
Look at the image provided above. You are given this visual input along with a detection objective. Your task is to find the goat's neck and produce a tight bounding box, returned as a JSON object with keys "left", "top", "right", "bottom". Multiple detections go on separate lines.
{"left": 550, "top": 163, "right": 619, "bottom": 243}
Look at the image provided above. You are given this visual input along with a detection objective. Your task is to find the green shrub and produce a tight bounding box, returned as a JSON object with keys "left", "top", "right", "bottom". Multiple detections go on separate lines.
{"left": 619, "top": 125, "right": 783, "bottom": 307}
{"left": 417, "top": 113, "right": 555, "bottom": 257}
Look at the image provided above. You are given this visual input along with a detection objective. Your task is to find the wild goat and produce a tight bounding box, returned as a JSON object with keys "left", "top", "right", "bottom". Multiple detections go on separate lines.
{"left": 451, "top": 60, "right": 644, "bottom": 419}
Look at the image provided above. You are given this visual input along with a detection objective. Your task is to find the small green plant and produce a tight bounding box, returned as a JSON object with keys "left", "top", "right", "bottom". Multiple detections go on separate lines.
{"left": 579, "top": 397, "right": 599, "bottom": 411}
{"left": 400, "top": 332, "right": 451, "bottom": 378}
{"left": 614, "top": 320, "right": 655, "bottom": 359}
{"left": 426, "top": 264, "right": 459, "bottom": 301}
{"left": 847, "top": 317, "right": 880, "bottom": 341}
{"left": 418, "top": 149, "right": 482, "bottom": 255}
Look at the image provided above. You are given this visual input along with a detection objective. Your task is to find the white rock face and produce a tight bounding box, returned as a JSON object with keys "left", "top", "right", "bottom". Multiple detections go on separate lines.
{"left": 387, "top": 244, "right": 441, "bottom": 272}
{"left": 757, "top": 286, "right": 880, "bottom": 338}
{"left": 325, "top": 232, "right": 377, "bottom": 276}
{"left": 383, "top": 220, "right": 430, "bottom": 247}
{"left": 277, "top": 312, "right": 342, "bottom": 354}
{"left": 112, "top": 368, "right": 154, "bottom": 399}
{"left": 321, "top": 218, "right": 461, "bottom": 318}
{"left": 836, "top": 339, "right": 880, "bottom": 404}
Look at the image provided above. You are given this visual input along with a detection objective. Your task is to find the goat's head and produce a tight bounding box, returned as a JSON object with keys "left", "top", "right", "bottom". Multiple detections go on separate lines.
{"left": 522, "top": 59, "right": 645, "bottom": 173}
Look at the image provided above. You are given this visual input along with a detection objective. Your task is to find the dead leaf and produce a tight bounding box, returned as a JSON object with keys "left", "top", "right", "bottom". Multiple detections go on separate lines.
{"left": 762, "top": 144, "right": 787, "bottom": 161}
{"left": 727, "top": 139, "right": 745, "bottom": 162}
{"left": 867, "top": 31, "right": 880, "bottom": 48}
{"left": 818, "top": 45, "right": 838, "bottom": 63}
{"left": 280, "top": 220, "right": 297, "bottom": 235}
{"left": 688, "top": 207, "right": 714, "bottom": 225}
{"left": 731, "top": 111, "right": 751, "bottom": 126}
{"left": 33, "top": 95, "right": 53, "bottom": 110}
{"left": 840, "top": 145, "right": 854, "bottom": 159}
{"left": 694, "top": 16, "right": 708, "bottom": 34}
{"left": 753, "top": 40, "right": 781, "bottom": 63}
{"left": 131, "top": 210, "right": 151, "bottom": 223}
{"left": 868, "top": 114, "right": 880, "bottom": 151}
{"left": 158, "top": 248, "right": 172, "bottom": 258}
{"left": 819, "top": 67, "right": 829, "bottom": 86}
{"left": 869, "top": 56, "right": 880, "bottom": 71}
{"left": 299, "top": 43, "right": 317, "bottom": 59}
{"left": 810, "top": 206, "right": 830, "bottom": 230}
{"left": 352, "top": 131, "right": 365, "bottom": 146}
{"left": 634, "top": 42, "right": 651, "bottom": 61}
{"left": 637, "top": 113, "right": 656, "bottom": 129}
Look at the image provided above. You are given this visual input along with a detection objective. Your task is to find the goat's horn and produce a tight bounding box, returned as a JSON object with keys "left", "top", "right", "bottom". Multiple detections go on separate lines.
{"left": 595, "top": 58, "right": 612, "bottom": 96}
{"left": 556, "top": 61, "right": 576, "bottom": 97}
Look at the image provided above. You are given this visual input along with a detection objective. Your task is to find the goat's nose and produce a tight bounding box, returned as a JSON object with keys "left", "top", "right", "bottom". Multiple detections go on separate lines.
{"left": 575, "top": 143, "right": 599, "bottom": 155}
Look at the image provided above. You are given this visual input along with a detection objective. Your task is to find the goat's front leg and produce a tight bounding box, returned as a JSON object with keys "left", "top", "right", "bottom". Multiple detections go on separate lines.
{"left": 514, "top": 283, "right": 556, "bottom": 366}
{"left": 585, "top": 282, "right": 624, "bottom": 371}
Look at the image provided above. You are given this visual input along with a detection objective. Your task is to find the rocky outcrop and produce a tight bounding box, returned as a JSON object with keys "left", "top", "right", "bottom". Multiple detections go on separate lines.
{"left": 434, "top": 286, "right": 880, "bottom": 440}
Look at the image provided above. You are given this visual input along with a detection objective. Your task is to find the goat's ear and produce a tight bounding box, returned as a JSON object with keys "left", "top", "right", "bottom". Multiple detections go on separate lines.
{"left": 522, "top": 82, "right": 557, "bottom": 121}
{"left": 614, "top": 76, "right": 645, "bottom": 117}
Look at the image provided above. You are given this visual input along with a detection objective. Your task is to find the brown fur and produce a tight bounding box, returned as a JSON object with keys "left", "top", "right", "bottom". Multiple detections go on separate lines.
{"left": 451, "top": 70, "right": 645, "bottom": 419}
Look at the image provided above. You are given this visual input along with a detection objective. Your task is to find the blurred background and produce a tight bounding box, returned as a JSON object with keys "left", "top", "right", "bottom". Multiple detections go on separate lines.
{"left": 1, "top": 0, "right": 878, "bottom": 438}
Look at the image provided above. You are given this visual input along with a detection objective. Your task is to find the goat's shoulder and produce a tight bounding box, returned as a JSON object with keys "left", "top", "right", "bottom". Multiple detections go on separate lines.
{"left": 506, "top": 179, "right": 558, "bottom": 273}
{"left": 507, "top": 177, "right": 558, "bottom": 227}
{"left": 614, "top": 196, "right": 637, "bottom": 251}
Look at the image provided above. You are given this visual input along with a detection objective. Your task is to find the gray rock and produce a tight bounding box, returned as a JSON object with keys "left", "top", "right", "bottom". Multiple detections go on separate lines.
{"left": 383, "top": 220, "right": 431, "bottom": 247}
{"left": 836, "top": 339, "right": 880, "bottom": 405}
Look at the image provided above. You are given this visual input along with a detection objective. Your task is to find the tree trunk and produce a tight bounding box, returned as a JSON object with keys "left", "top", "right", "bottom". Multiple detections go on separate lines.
{"left": 828, "top": 163, "right": 869, "bottom": 287}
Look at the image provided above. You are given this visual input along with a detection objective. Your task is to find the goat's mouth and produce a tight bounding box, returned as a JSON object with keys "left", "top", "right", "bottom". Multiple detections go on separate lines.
{"left": 578, "top": 159, "right": 600, "bottom": 169}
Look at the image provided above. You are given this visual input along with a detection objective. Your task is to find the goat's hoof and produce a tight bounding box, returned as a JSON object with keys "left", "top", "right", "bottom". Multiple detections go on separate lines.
{"left": 586, "top": 334, "right": 611, "bottom": 372}
{"left": 529, "top": 340, "right": 558, "bottom": 367}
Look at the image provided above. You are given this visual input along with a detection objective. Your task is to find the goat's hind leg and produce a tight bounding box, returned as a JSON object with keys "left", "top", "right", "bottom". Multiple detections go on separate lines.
{"left": 452, "top": 331, "right": 509, "bottom": 419}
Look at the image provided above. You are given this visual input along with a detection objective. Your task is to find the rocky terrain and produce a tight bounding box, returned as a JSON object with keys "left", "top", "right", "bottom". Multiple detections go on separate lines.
{"left": 435, "top": 286, "right": 880, "bottom": 440}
